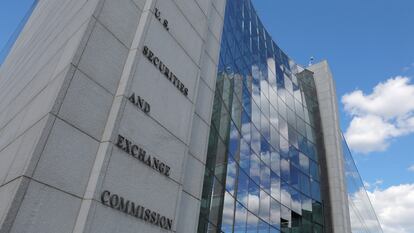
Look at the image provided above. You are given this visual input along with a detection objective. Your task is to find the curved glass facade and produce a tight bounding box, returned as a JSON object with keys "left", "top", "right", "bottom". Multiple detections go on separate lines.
{"left": 342, "top": 135, "right": 384, "bottom": 233}
{"left": 198, "top": 0, "right": 326, "bottom": 232}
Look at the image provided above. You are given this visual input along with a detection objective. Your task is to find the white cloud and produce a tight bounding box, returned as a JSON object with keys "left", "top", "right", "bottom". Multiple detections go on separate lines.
{"left": 369, "top": 184, "right": 414, "bottom": 233}
{"left": 363, "top": 179, "right": 383, "bottom": 190}
{"left": 342, "top": 76, "right": 414, "bottom": 153}
{"left": 408, "top": 165, "right": 414, "bottom": 172}
{"left": 349, "top": 184, "right": 414, "bottom": 233}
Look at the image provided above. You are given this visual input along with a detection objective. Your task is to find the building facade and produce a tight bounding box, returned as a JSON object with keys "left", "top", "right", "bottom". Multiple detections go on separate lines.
{"left": 0, "top": 0, "right": 382, "bottom": 233}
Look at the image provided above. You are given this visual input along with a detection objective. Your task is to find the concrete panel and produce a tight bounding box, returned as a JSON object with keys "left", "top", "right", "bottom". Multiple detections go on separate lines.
{"left": 176, "top": 192, "right": 201, "bottom": 233}
{"left": 131, "top": 0, "right": 146, "bottom": 11}
{"left": 183, "top": 153, "right": 205, "bottom": 198}
{"left": 0, "top": 179, "right": 21, "bottom": 228}
{"left": 0, "top": 138, "right": 23, "bottom": 186}
{"left": 0, "top": 177, "right": 29, "bottom": 233}
{"left": 129, "top": 57, "right": 193, "bottom": 143}
{"left": 4, "top": 115, "right": 50, "bottom": 184}
{"left": 9, "top": 180, "right": 81, "bottom": 233}
{"left": 78, "top": 22, "right": 129, "bottom": 94}
{"left": 204, "top": 29, "right": 221, "bottom": 65}
{"left": 174, "top": 0, "right": 208, "bottom": 40}
{"left": 195, "top": 78, "right": 215, "bottom": 124}
{"left": 195, "top": 0, "right": 212, "bottom": 17}
{"left": 208, "top": 6, "right": 224, "bottom": 43}
{"left": 33, "top": 118, "right": 99, "bottom": 197}
{"left": 155, "top": 0, "right": 204, "bottom": 65}
{"left": 189, "top": 114, "right": 210, "bottom": 163}
{"left": 97, "top": 0, "right": 141, "bottom": 47}
{"left": 58, "top": 69, "right": 113, "bottom": 140}
{"left": 200, "top": 51, "right": 218, "bottom": 90}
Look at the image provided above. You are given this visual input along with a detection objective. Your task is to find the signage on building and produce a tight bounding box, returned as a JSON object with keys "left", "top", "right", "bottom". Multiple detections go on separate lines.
{"left": 154, "top": 8, "right": 169, "bottom": 31}
{"left": 115, "top": 134, "right": 171, "bottom": 177}
{"left": 128, "top": 93, "right": 150, "bottom": 113}
{"left": 101, "top": 191, "right": 173, "bottom": 231}
{"left": 142, "top": 46, "right": 189, "bottom": 97}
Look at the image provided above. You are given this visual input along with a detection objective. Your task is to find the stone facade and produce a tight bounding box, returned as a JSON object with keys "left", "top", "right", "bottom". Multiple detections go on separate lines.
{"left": 0, "top": 0, "right": 226, "bottom": 232}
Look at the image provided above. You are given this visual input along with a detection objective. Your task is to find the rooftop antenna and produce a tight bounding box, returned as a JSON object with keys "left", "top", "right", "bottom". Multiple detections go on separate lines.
{"left": 308, "top": 56, "right": 315, "bottom": 67}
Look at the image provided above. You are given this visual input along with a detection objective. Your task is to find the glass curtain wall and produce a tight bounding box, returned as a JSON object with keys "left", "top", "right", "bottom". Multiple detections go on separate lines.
{"left": 198, "top": 0, "right": 326, "bottom": 232}
{"left": 342, "top": 135, "right": 384, "bottom": 233}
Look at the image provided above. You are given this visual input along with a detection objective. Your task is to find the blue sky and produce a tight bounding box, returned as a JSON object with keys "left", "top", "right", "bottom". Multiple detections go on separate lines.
{"left": 1, "top": 0, "right": 413, "bottom": 232}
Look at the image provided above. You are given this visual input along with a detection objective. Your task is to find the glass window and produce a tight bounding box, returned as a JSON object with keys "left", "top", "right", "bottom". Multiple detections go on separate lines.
{"left": 234, "top": 202, "right": 247, "bottom": 233}
{"left": 311, "top": 180, "right": 321, "bottom": 202}
{"left": 226, "top": 155, "right": 237, "bottom": 195}
{"left": 290, "top": 165, "right": 300, "bottom": 191}
{"left": 271, "top": 172, "right": 281, "bottom": 201}
{"left": 250, "top": 152, "right": 261, "bottom": 184}
{"left": 296, "top": 116, "right": 306, "bottom": 137}
{"left": 299, "top": 153, "right": 310, "bottom": 174}
{"left": 261, "top": 114, "right": 270, "bottom": 142}
{"left": 290, "top": 188, "right": 302, "bottom": 215}
{"left": 259, "top": 190, "right": 271, "bottom": 222}
{"left": 300, "top": 218, "right": 312, "bottom": 233}
{"left": 280, "top": 136, "right": 289, "bottom": 159}
{"left": 251, "top": 125, "right": 261, "bottom": 155}
{"left": 221, "top": 192, "right": 235, "bottom": 233}
{"left": 310, "top": 160, "right": 320, "bottom": 181}
{"left": 279, "top": 116, "right": 288, "bottom": 140}
{"left": 281, "top": 158, "right": 290, "bottom": 182}
{"left": 270, "top": 227, "right": 281, "bottom": 233}
{"left": 300, "top": 172, "right": 311, "bottom": 196}
{"left": 312, "top": 201, "right": 324, "bottom": 225}
{"left": 313, "top": 224, "right": 324, "bottom": 233}
{"left": 281, "top": 182, "right": 291, "bottom": 208}
{"left": 237, "top": 169, "right": 249, "bottom": 207}
{"left": 301, "top": 194, "right": 312, "bottom": 221}
{"left": 229, "top": 121, "right": 241, "bottom": 160}
{"left": 246, "top": 211, "right": 259, "bottom": 233}
{"left": 291, "top": 211, "right": 302, "bottom": 233}
{"left": 209, "top": 177, "right": 225, "bottom": 226}
{"left": 240, "top": 138, "right": 251, "bottom": 172}
{"left": 278, "top": 97, "right": 287, "bottom": 119}
{"left": 252, "top": 100, "right": 261, "bottom": 129}
{"left": 261, "top": 91, "right": 270, "bottom": 120}
{"left": 284, "top": 74, "right": 293, "bottom": 94}
{"left": 287, "top": 107, "right": 296, "bottom": 129}
{"left": 270, "top": 106, "right": 279, "bottom": 129}
{"left": 258, "top": 219, "right": 270, "bottom": 233}
{"left": 248, "top": 179, "right": 260, "bottom": 215}
{"left": 270, "top": 198, "right": 281, "bottom": 229}
{"left": 269, "top": 87, "right": 278, "bottom": 110}
{"left": 281, "top": 205, "right": 291, "bottom": 230}
{"left": 288, "top": 126, "right": 298, "bottom": 149}
{"left": 270, "top": 125, "right": 280, "bottom": 151}
{"left": 289, "top": 147, "right": 300, "bottom": 168}
{"left": 260, "top": 161, "right": 271, "bottom": 193}
{"left": 270, "top": 151, "right": 281, "bottom": 176}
